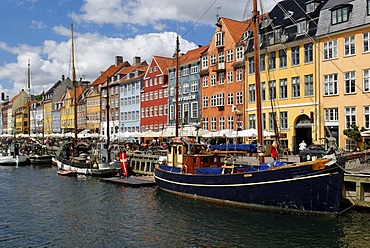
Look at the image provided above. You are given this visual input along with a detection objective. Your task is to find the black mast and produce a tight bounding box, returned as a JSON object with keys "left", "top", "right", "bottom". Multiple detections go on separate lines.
{"left": 106, "top": 76, "right": 110, "bottom": 161}
{"left": 71, "top": 23, "right": 78, "bottom": 144}
{"left": 175, "top": 36, "right": 180, "bottom": 137}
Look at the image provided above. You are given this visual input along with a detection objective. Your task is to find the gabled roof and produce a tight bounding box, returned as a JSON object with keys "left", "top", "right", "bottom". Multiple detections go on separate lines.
{"left": 11, "top": 92, "right": 21, "bottom": 102}
{"left": 65, "top": 86, "right": 85, "bottom": 101}
{"left": 323, "top": 0, "right": 353, "bottom": 10}
{"left": 153, "top": 56, "right": 175, "bottom": 76}
{"left": 220, "top": 17, "right": 253, "bottom": 44}
{"left": 91, "top": 60, "right": 130, "bottom": 87}
{"left": 179, "top": 45, "right": 209, "bottom": 66}
{"left": 85, "top": 86, "right": 99, "bottom": 97}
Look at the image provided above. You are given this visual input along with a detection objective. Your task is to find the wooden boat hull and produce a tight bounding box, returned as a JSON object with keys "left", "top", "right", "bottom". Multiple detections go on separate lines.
{"left": 154, "top": 161, "right": 344, "bottom": 215}
{"left": 54, "top": 155, "right": 120, "bottom": 177}
{"left": 29, "top": 155, "right": 53, "bottom": 165}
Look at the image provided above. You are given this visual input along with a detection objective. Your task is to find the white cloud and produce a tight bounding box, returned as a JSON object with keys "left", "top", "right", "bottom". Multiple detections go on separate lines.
{"left": 0, "top": 29, "right": 197, "bottom": 98}
{"left": 71, "top": 0, "right": 275, "bottom": 27}
{"left": 31, "top": 20, "right": 47, "bottom": 29}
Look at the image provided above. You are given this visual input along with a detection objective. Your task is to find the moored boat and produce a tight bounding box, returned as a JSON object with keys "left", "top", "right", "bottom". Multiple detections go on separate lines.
{"left": 154, "top": 5, "right": 346, "bottom": 216}
{"left": 55, "top": 140, "right": 121, "bottom": 177}
{"left": 154, "top": 137, "right": 348, "bottom": 215}
{"left": 57, "top": 169, "right": 77, "bottom": 177}
{"left": 54, "top": 24, "right": 121, "bottom": 177}
{"left": 0, "top": 142, "right": 29, "bottom": 166}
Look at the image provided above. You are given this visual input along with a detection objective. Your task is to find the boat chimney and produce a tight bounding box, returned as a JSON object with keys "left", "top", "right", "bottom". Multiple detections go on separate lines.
{"left": 1, "top": 92, "right": 4, "bottom": 101}
{"left": 115, "top": 56, "right": 123, "bottom": 66}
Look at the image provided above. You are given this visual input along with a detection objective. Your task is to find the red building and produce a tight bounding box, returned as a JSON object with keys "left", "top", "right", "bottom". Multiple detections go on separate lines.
{"left": 141, "top": 56, "right": 174, "bottom": 132}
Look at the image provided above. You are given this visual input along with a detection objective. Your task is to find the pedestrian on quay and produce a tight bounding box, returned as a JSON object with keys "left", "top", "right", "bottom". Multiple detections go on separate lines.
{"left": 299, "top": 140, "right": 307, "bottom": 151}
{"left": 271, "top": 141, "right": 278, "bottom": 161}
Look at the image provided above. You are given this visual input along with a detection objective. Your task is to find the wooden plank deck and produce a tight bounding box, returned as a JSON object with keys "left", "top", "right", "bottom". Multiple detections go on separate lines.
{"left": 100, "top": 176, "right": 156, "bottom": 187}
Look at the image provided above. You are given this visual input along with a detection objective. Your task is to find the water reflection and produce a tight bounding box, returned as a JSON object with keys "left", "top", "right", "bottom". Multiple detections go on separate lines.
{"left": 0, "top": 166, "right": 369, "bottom": 247}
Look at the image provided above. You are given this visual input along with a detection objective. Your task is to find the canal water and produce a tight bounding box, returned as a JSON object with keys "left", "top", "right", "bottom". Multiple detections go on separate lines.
{"left": 0, "top": 165, "right": 369, "bottom": 247}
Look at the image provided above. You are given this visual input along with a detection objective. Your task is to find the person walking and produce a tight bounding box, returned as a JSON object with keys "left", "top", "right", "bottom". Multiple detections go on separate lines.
{"left": 299, "top": 140, "right": 307, "bottom": 151}
{"left": 271, "top": 141, "right": 278, "bottom": 161}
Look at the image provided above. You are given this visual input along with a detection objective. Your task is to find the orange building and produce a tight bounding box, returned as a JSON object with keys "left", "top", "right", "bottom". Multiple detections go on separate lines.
{"left": 200, "top": 17, "right": 251, "bottom": 132}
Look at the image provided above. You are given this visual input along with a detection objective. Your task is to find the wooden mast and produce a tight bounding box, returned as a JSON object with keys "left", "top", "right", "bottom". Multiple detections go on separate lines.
{"left": 42, "top": 90, "right": 45, "bottom": 143}
{"left": 252, "top": 0, "right": 264, "bottom": 163}
{"left": 106, "top": 75, "right": 110, "bottom": 151}
{"left": 175, "top": 36, "right": 180, "bottom": 137}
{"left": 71, "top": 23, "right": 78, "bottom": 144}
{"left": 27, "top": 59, "right": 31, "bottom": 135}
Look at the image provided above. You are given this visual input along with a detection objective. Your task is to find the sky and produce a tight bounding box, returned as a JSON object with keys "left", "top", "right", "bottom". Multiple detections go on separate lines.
{"left": 0, "top": 0, "right": 275, "bottom": 99}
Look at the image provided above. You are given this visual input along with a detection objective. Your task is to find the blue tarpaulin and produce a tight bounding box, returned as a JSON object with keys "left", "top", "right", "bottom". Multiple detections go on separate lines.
{"left": 210, "top": 144, "right": 257, "bottom": 153}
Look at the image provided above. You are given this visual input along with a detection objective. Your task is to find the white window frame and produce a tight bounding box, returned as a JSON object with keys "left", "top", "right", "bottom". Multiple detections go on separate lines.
{"left": 345, "top": 107, "right": 356, "bottom": 129}
{"left": 364, "top": 69, "right": 370, "bottom": 92}
{"left": 344, "top": 71, "right": 356, "bottom": 94}
{"left": 324, "top": 40, "right": 338, "bottom": 60}
{"left": 324, "top": 74, "right": 338, "bottom": 96}
{"left": 344, "top": 36, "right": 356, "bottom": 56}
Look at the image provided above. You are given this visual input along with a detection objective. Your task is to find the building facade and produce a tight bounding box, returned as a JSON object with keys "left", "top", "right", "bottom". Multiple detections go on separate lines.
{"left": 317, "top": 0, "right": 370, "bottom": 150}
{"left": 141, "top": 56, "right": 173, "bottom": 132}
{"left": 168, "top": 45, "right": 209, "bottom": 128}
{"left": 119, "top": 58, "right": 148, "bottom": 137}
{"left": 245, "top": 0, "right": 327, "bottom": 152}
{"left": 201, "top": 17, "right": 250, "bottom": 134}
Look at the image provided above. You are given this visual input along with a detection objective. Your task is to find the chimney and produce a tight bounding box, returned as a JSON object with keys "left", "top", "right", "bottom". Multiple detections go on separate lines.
{"left": 115, "top": 56, "right": 123, "bottom": 66}
{"left": 133, "top": 56, "right": 141, "bottom": 65}
{"left": 1, "top": 93, "right": 4, "bottom": 101}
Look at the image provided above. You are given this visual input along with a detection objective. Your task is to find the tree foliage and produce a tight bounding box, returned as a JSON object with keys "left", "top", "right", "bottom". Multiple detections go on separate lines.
{"left": 343, "top": 124, "right": 365, "bottom": 145}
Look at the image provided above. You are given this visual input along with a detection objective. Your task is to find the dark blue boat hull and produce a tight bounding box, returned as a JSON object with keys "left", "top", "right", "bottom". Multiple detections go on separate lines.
{"left": 154, "top": 163, "right": 344, "bottom": 215}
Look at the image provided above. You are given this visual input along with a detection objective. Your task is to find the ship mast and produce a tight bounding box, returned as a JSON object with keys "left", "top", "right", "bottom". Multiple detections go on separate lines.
{"left": 252, "top": 0, "right": 264, "bottom": 163}
{"left": 175, "top": 36, "right": 180, "bottom": 137}
{"left": 27, "top": 59, "right": 31, "bottom": 135}
{"left": 71, "top": 23, "right": 78, "bottom": 144}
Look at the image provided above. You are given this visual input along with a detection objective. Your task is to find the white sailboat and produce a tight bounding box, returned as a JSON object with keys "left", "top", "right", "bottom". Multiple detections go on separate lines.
{"left": 54, "top": 24, "right": 121, "bottom": 176}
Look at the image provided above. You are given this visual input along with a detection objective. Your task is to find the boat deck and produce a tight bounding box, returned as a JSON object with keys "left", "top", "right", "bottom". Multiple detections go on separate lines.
{"left": 100, "top": 176, "right": 156, "bottom": 187}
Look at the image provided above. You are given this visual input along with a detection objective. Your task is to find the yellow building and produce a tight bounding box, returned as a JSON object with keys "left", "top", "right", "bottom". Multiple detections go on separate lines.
{"left": 14, "top": 106, "right": 27, "bottom": 134}
{"left": 245, "top": 1, "right": 327, "bottom": 153}
{"left": 10, "top": 90, "right": 29, "bottom": 134}
{"left": 60, "top": 88, "right": 74, "bottom": 133}
{"left": 60, "top": 86, "right": 84, "bottom": 133}
{"left": 43, "top": 99, "right": 53, "bottom": 134}
{"left": 85, "top": 87, "right": 101, "bottom": 133}
{"left": 316, "top": 0, "right": 370, "bottom": 150}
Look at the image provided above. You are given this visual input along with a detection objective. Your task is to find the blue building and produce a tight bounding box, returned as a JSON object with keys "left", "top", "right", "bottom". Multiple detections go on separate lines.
{"left": 167, "top": 45, "right": 209, "bottom": 126}
{"left": 119, "top": 57, "right": 148, "bottom": 137}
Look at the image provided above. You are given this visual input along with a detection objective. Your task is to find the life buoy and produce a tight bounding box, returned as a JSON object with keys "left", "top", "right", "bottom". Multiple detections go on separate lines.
{"left": 182, "top": 164, "right": 187, "bottom": 173}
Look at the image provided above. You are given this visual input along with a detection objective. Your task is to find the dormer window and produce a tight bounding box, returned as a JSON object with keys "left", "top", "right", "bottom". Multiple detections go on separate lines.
{"left": 297, "top": 20, "right": 308, "bottom": 35}
{"left": 306, "top": 1, "right": 319, "bottom": 13}
{"left": 284, "top": 11, "right": 293, "bottom": 20}
{"left": 215, "top": 32, "right": 224, "bottom": 47}
{"left": 261, "top": 18, "right": 270, "bottom": 28}
{"left": 331, "top": 5, "right": 352, "bottom": 25}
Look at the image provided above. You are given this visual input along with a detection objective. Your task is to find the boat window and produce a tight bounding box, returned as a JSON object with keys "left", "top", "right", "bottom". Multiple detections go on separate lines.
{"left": 178, "top": 146, "right": 182, "bottom": 155}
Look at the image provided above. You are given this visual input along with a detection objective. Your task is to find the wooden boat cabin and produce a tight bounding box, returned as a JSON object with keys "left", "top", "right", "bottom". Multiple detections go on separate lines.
{"left": 166, "top": 137, "right": 225, "bottom": 174}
